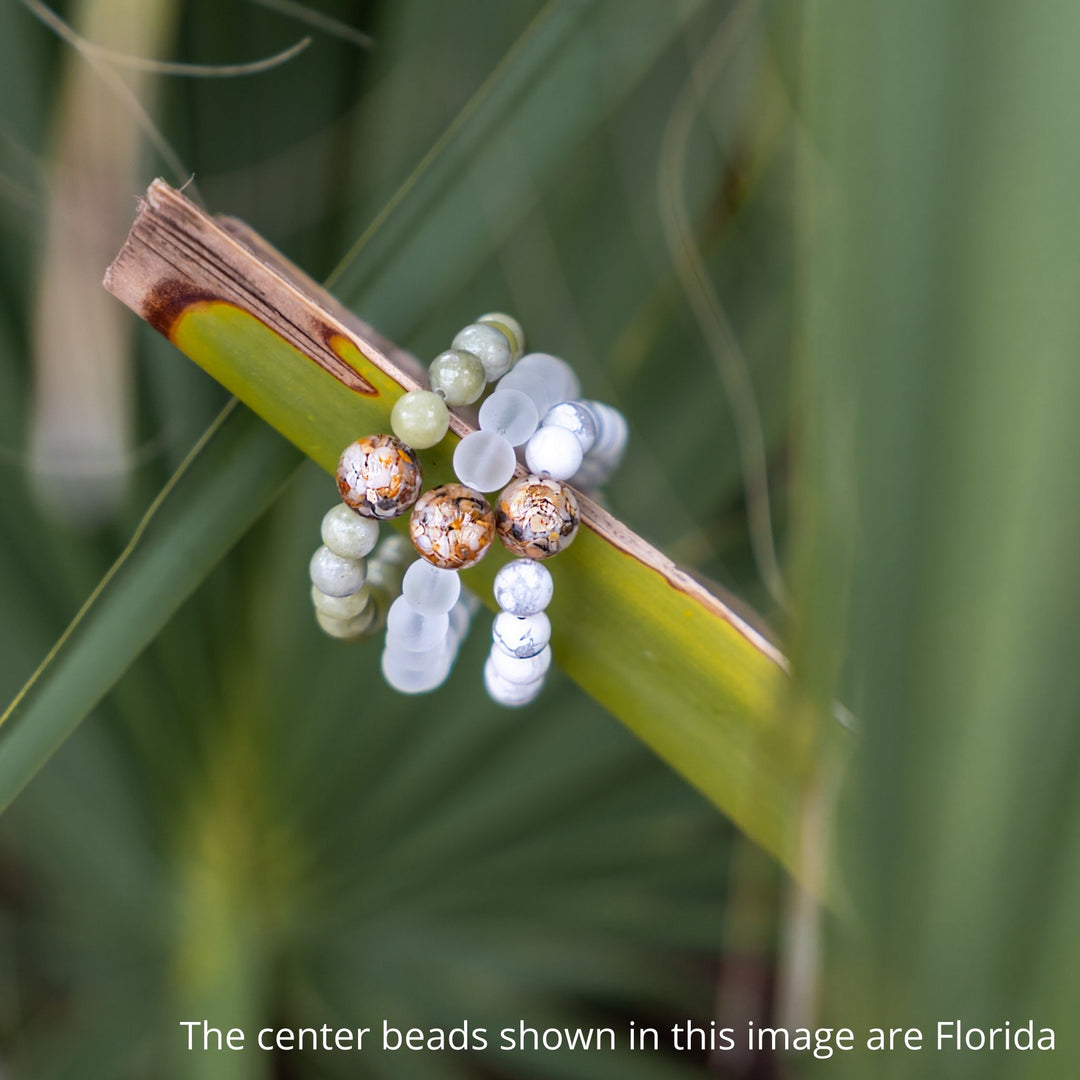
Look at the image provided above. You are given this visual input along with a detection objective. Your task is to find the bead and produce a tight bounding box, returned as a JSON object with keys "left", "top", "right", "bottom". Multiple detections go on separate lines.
{"left": 524, "top": 425, "right": 584, "bottom": 481}
{"left": 493, "top": 558, "right": 553, "bottom": 615}
{"left": 385, "top": 595, "right": 450, "bottom": 652}
{"left": 493, "top": 610, "right": 551, "bottom": 659}
{"left": 448, "top": 596, "right": 473, "bottom": 642}
{"left": 516, "top": 353, "right": 580, "bottom": 401}
{"left": 337, "top": 434, "right": 422, "bottom": 519}
{"left": 478, "top": 388, "right": 539, "bottom": 446}
{"left": 476, "top": 312, "right": 525, "bottom": 360}
{"left": 402, "top": 559, "right": 461, "bottom": 616}
{"left": 320, "top": 504, "right": 380, "bottom": 560}
{"left": 382, "top": 645, "right": 453, "bottom": 694}
{"left": 428, "top": 349, "right": 487, "bottom": 406}
{"left": 452, "top": 429, "right": 517, "bottom": 492}
{"left": 541, "top": 401, "right": 597, "bottom": 455}
{"left": 311, "top": 582, "right": 372, "bottom": 620}
{"left": 391, "top": 389, "right": 449, "bottom": 449}
{"left": 316, "top": 607, "right": 376, "bottom": 641}
{"left": 452, "top": 323, "right": 513, "bottom": 382}
{"left": 375, "top": 532, "right": 415, "bottom": 565}
{"left": 309, "top": 545, "right": 366, "bottom": 597}
{"left": 409, "top": 483, "right": 496, "bottom": 569}
{"left": 484, "top": 656, "right": 543, "bottom": 707}
{"left": 490, "top": 642, "right": 552, "bottom": 684}
{"left": 584, "top": 400, "right": 628, "bottom": 462}
{"left": 497, "top": 368, "right": 553, "bottom": 416}
{"left": 495, "top": 474, "right": 580, "bottom": 559}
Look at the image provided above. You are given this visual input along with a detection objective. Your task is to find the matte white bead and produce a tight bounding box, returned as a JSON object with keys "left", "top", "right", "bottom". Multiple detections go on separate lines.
{"left": 516, "top": 353, "right": 580, "bottom": 401}
{"left": 492, "top": 610, "right": 551, "bottom": 659}
{"left": 309, "top": 545, "right": 366, "bottom": 597}
{"left": 452, "top": 430, "right": 517, "bottom": 492}
{"left": 490, "top": 642, "right": 551, "bottom": 685}
{"left": 315, "top": 606, "right": 376, "bottom": 640}
{"left": 452, "top": 323, "right": 513, "bottom": 381}
{"left": 484, "top": 655, "right": 544, "bottom": 707}
{"left": 385, "top": 595, "right": 450, "bottom": 652}
{"left": 311, "top": 583, "right": 371, "bottom": 620}
{"left": 493, "top": 559, "right": 553, "bottom": 616}
{"left": 448, "top": 597, "right": 473, "bottom": 642}
{"left": 584, "top": 400, "right": 628, "bottom": 461}
{"left": 402, "top": 559, "right": 461, "bottom": 616}
{"left": 382, "top": 645, "right": 452, "bottom": 694}
{"left": 524, "top": 425, "right": 583, "bottom": 481}
{"left": 320, "top": 504, "right": 380, "bottom": 559}
{"left": 478, "top": 388, "right": 539, "bottom": 446}
{"left": 541, "top": 401, "right": 597, "bottom": 455}
{"left": 497, "top": 368, "right": 553, "bottom": 416}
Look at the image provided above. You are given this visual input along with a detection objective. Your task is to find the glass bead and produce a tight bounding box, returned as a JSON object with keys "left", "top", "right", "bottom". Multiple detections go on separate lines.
{"left": 495, "top": 474, "right": 580, "bottom": 559}
{"left": 497, "top": 368, "right": 552, "bottom": 416}
{"left": 409, "top": 483, "right": 496, "bottom": 570}
{"left": 483, "top": 656, "right": 543, "bottom": 707}
{"left": 492, "top": 610, "right": 551, "bottom": 659}
{"left": 448, "top": 597, "right": 473, "bottom": 642}
{"left": 382, "top": 645, "right": 452, "bottom": 694}
{"left": 309, "top": 545, "right": 366, "bottom": 597}
{"left": 391, "top": 389, "right": 449, "bottom": 449}
{"left": 515, "top": 353, "right": 580, "bottom": 401}
{"left": 478, "top": 388, "right": 539, "bottom": 446}
{"left": 336, "top": 434, "right": 422, "bottom": 519}
{"left": 476, "top": 311, "right": 525, "bottom": 360}
{"left": 402, "top": 558, "right": 461, "bottom": 616}
{"left": 452, "top": 430, "right": 517, "bottom": 492}
{"left": 385, "top": 595, "right": 450, "bottom": 652}
{"left": 311, "top": 582, "right": 372, "bottom": 620}
{"left": 452, "top": 323, "right": 513, "bottom": 382}
{"left": 490, "top": 642, "right": 551, "bottom": 684}
{"left": 321, "top": 503, "right": 380, "bottom": 559}
{"left": 315, "top": 606, "right": 376, "bottom": 641}
{"left": 524, "top": 425, "right": 583, "bottom": 481}
{"left": 541, "top": 401, "right": 597, "bottom": 455}
{"left": 428, "top": 349, "right": 487, "bottom": 406}
{"left": 584, "top": 400, "right": 628, "bottom": 462}
{"left": 493, "top": 558, "right": 553, "bottom": 615}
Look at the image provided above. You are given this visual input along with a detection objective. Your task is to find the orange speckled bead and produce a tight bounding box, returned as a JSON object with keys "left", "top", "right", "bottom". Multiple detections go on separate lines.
{"left": 495, "top": 475, "right": 579, "bottom": 559}
{"left": 409, "top": 483, "right": 495, "bottom": 570}
{"left": 337, "top": 434, "right": 422, "bottom": 519}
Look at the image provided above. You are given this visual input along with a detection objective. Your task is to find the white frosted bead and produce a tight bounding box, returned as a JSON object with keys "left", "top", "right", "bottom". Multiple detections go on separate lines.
{"left": 493, "top": 559, "right": 553, "bottom": 615}
{"left": 452, "top": 323, "right": 513, "bottom": 381}
{"left": 315, "top": 606, "right": 376, "bottom": 640}
{"left": 524, "top": 425, "right": 583, "bottom": 481}
{"left": 309, "top": 545, "right": 366, "bottom": 597}
{"left": 382, "top": 645, "right": 452, "bottom": 694}
{"left": 497, "top": 368, "right": 553, "bottom": 416}
{"left": 320, "top": 504, "right": 380, "bottom": 559}
{"left": 453, "top": 430, "right": 517, "bottom": 492}
{"left": 490, "top": 642, "right": 551, "bottom": 684}
{"left": 385, "top": 595, "right": 450, "bottom": 652}
{"left": 584, "top": 400, "right": 628, "bottom": 461}
{"left": 541, "top": 401, "right": 597, "bottom": 455}
{"left": 478, "top": 388, "right": 539, "bottom": 446}
{"left": 402, "top": 559, "right": 461, "bottom": 616}
{"left": 492, "top": 610, "right": 551, "bottom": 659}
{"left": 516, "top": 353, "right": 580, "bottom": 401}
{"left": 448, "top": 597, "right": 472, "bottom": 642}
{"left": 484, "top": 656, "right": 544, "bottom": 707}
{"left": 311, "top": 583, "right": 371, "bottom": 620}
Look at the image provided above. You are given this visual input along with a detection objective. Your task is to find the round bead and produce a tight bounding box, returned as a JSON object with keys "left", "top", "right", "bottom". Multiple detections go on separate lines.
{"left": 453, "top": 430, "right": 517, "bottom": 492}
{"left": 541, "top": 401, "right": 597, "bottom": 455}
{"left": 448, "top": 597, "right": 473, "bottom": 642}
{"left": 382, "top": 645, "right": 452, "bottom": 695}
{"left": 495, "top": 475, "right": 580, "bottom": 560}
{"left": 484, "top": 656, "right": 543, "bottom": 707}
{"left": 493, "top": 610, "right": 551, "bottom": 659}
{"left": 516, "top": 353, "right": 580, "bottom": 401}
{"left": 477, "top": 312, "right": 525, "bottom": 360}
{"left": 315, "top": 605, "right": 376, "bottom": 640}
{"left": 452, "top": 323, "right": 513, "bottom": 382}
{"left": 385, "top": 595, "right": 450, "bottom": 652}
{"left": 409, "top": 483, "right": 495, "bottom": 569}
{"left": 497, "top": 368, "right": 553, "bottom": 417}
{"left": 524, "top": 425, "right": 584, "bottom": 481}
{"left": 493, "top": 558, "right": 553, "bottom": 616}
{"left": 337, "top": 434, "right": 422, "bottom": 519}
{"left": 391, "top": 389, "right": 449, "bottom": 449}
{"left": 584, "top": 400, "right": 628, "bottom": 462}
{"left": 428, "top": 349, "right": 487, "bottom": 407}
{"left": 311, "top": 582, "right": 371, "bottom": 620}
{"left": 490, "top": 642, "right": 552, "bottom": 684}
{"left": 320, "top": 504, "right": 380, "bottom": 560}
{"left": 478, "top": 388, "right": 539, "bottom": 446}
{"left": 402, "top": 559, "right": 461, "bottom": 616}
{"left": 375, "top": 533, "right": 415, "bottom": 565}
{"left": 309, "top": 545, "right": 366, "bottom": 598}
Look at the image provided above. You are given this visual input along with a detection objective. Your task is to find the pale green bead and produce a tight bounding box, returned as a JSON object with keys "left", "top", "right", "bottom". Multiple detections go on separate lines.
{"left": 311, "top": 582, "right": 371, "bottom": 620}
{"left": 477, "top": 312, "right": 525, "bottom": 360}
{"left": 428, "top": 349, "right": 486, "bottom": 406}
{"left": 391, "top": 389, "right": 449, "bottom": 449}
{"left": 316, "top": 605, "right": 376, "bottom": 641}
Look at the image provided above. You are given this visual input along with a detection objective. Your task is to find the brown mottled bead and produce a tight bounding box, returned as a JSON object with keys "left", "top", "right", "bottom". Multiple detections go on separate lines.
{"left": 495, "top": 475, "right": 580, "bottom": 560}
{"left": 336, "top": 434, "right": 422, "bottom": 519}
{"left": 409, "top": 483, "right": 495, "bottom": 570}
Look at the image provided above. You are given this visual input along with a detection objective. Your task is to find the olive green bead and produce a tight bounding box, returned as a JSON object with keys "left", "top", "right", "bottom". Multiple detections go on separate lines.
{"left": 477, "top": 311, "right": 525, "bottom": 360}
{"left": 428, "top": 349, "right": 486, "bottom": 407}
{"left": 391, "top": 389, "right": 449, "bottom": 449}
